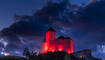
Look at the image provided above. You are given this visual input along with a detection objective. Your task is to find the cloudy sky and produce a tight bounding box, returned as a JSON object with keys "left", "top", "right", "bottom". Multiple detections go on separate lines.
{"left": 0, "top": 0, "right": 105, "bottom": 60}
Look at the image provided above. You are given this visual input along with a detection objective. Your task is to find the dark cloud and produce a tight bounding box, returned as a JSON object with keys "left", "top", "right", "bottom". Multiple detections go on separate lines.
{"left": 69, "top": 1, "right": 105, "bottom": 52}
{"left": 0, "top": 0, "right": 72, "bottom": 56}
{"left": 6, "top": 0, "right": 72, "bottom": 36}
{"left": 0, "top": 1, "right": 105, "bottom": 59}
{"left": 71, "top": 1, "right": 105, "bottom": 30}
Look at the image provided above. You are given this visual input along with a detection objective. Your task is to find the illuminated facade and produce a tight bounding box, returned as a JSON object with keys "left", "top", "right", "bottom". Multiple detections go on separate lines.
{"left": 42, "top": 27, "right": 73, "bottom": 54}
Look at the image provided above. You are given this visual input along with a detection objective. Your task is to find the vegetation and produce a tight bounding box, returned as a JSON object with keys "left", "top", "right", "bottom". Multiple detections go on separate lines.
{"left": 23, "top": 48, "right": 38, "bottom": 60}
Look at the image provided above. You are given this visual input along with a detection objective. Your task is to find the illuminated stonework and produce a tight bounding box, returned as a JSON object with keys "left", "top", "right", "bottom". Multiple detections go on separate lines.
{"left": 42, "top": 27, "right": 73, "bottom": 54}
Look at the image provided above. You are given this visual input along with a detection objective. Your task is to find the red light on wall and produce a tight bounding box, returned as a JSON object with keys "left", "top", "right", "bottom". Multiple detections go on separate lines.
{"left": 46, "top": 31, "right": 55, "bottom": 41}
{"left": 46, "top": 32, "right": 49, "bottom": 41}
{"left": 67, "top": 51, "right": 70, "bottom": 54}
{"left": 58, "top": 46, "right": 63, "bottom": 51}
{"left": 52, "top": 49, "right": 55, "bottom": 52}
{"left": 70, "top": 40, "right": 73, "bottom": 53}
{"left": 42, "top": 42, "right": 49, "bottom": 54}
{"left": 42, "top": 28, "right": 73, "bottom": 54}
{"left": 66, "top": 48, "right": 71, "bottom": 54}
{"left": 49, "top": 32, "right": 55, "bottom": 41}
{"left": 48, "top": 46, "right": 56, "bottom": 52}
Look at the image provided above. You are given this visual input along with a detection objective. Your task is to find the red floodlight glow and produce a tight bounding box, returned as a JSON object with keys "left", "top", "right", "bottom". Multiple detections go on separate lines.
{"left": 42, "top": 28, "right": 73, "bottom": 54}
{"left": 58, "top": 46, "right": 63, "bottom": 51}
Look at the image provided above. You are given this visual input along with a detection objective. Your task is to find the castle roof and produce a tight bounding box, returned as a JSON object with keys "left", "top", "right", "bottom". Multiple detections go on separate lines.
{"left": 48, "top": 27, "right": 56, "bottom": 32}
{"left": 58, "top": 36, "right": 65, "bottom": 39}
{"left": 57, "top": 36, "right": 72, "bottom": 39}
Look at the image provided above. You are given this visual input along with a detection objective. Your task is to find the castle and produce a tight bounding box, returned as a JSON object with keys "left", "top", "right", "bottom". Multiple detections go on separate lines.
{"left": 42, "top": 27, "right": 73, "bottom": 54}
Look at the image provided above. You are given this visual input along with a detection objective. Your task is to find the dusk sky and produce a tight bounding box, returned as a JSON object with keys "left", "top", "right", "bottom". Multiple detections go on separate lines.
{"left": 0, "top": 0, "right": 105, "bottom": 60}
{"left": 0, "top": 0, "right": 45, "bottom": 30}
{"left": 0, "top": 0, "right": 90, "bottom": 30}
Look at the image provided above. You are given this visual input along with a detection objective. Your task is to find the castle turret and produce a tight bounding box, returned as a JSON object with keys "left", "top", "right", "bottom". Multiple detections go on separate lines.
{"left": 42, "top": 27, "right": 56, "bottom": 54}
{"left": 46, "top": 27, "right": 56, "bottom": 41}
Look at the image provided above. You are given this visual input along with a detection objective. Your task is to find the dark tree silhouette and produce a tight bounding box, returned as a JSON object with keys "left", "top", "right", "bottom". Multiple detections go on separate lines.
{"left": 23, "top": 48, "right": 38, "bottom": 60}
{"left": 23, "top": 48, "right": 30, "bottom": 59}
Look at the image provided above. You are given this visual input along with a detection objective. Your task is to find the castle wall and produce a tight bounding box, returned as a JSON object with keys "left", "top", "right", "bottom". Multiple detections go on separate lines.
{"left": 42, "top": 28, "right": 73, "bottom": 54}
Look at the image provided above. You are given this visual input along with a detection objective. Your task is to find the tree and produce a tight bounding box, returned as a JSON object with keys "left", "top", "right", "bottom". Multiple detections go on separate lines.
{"left": 23, "top": 48, "right": 30, "bottom": 59}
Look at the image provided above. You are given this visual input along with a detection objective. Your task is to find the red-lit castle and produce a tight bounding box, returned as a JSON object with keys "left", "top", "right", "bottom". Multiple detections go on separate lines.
{"left": 42, "top": 27, "right": 73, "bottom": 54}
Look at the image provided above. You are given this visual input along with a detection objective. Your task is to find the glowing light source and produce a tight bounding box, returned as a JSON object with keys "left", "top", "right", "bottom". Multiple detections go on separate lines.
{"left": 66, "top": 48, "right": 70, "bottom": 54}
{"left": 58, "top": 46, "right": 63, "bottom": 51}
{"left": 42, "top": 42, "right": 49, "bottom": 54}
{"left": 48, "top": 46, "right": 56, "bottom": 52}
{"left": 0, "top": 52, "right": 11, "bottom": 56}
{"left": 51, "top": 48, "right": 55, "bottom": 52}
{"left": 7, "top": 53, "right": 11, "bottom": 56}
{"left": 80, "top": 55, "right": 83, "bottom": 58}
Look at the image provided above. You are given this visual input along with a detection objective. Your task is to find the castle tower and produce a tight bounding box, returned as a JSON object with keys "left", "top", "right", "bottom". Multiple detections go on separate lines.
{"left": 42, "top": 27, "right": 56, "bottom": 54}
{"left": 46, "top": 27, "right": 56, "bottom": 41}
